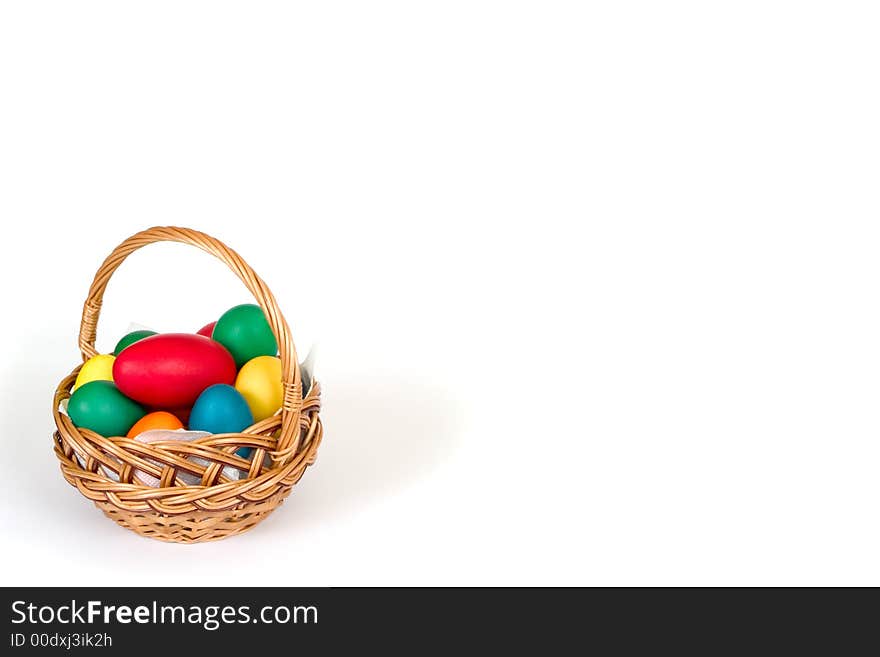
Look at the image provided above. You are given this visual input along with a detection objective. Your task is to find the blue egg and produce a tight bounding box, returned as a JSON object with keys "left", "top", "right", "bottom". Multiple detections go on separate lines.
{"left": 189, "top": 384, "right": 254, "bottom": 436}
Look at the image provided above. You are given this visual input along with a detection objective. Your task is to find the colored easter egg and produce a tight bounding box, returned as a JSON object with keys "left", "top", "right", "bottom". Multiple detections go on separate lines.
{"left": 113, "top": 333, "right": 237, "bottom": 407}
{"left": 113, "top": 329, "right": 158, "bottom": 356}
{"left": 131, "top": 429, "right": 242, "bottom": 487}
{"left": 165, "top": 405, "right": 193, "bottom": 425}
{"left": 73, "top": 354, "right": 116, "bottom": 391}
{"left": 235, "top": 356, "right": 283, "bottom": 422}
{"left": 68, "top": 380, "right": 145, "bottom": 437}
{"left": 189, "top": 384, "right": 254, "bottom": 435}
{"left": 212, "top": 304, "right": 277, "bottom": 369}
{"left": 145, "top": 405, "right": 192, "bottom": 425}
{"left": 196, "top": 321, "right": 217, "bottom": 338}
{"left": 127, "top": 411, "right": 184, "bottom": 438}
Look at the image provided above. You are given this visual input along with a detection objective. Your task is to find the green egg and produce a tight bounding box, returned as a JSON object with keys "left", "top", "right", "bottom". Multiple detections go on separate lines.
{"left": 212, "top": 304, "right": 278, "bottom": 369}
{"left": 113, "top": 329, "right": 158, "bottom": 356}
{"left": 68, "top": 380, "right": 145, "bottom": 437}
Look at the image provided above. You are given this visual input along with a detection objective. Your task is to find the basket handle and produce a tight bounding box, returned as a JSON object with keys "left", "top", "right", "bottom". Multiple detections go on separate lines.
{"left": 77, "top": 226, "right": 303, "bottom": 460}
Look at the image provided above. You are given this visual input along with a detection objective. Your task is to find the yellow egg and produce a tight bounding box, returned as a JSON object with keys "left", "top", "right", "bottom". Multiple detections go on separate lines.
{"left": 73, "top": 354, "right": 116, "bottom": 391}
{"left": 234, "top": 355, "right": 282, "bottom": 422}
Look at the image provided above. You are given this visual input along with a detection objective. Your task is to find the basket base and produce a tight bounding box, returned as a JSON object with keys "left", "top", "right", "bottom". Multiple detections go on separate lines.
{"left": 95, "top": 488, "right": 293, "bottom": 543}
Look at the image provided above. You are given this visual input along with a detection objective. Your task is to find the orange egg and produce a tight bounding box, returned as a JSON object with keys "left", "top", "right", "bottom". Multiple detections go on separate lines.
{"left": 126, "top": 411, "right": 184, "bottom": 438}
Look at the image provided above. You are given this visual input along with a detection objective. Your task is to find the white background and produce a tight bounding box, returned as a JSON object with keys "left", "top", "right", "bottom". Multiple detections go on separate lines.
{"left": 1, "top": 2, "right": 879, "bottom": 586}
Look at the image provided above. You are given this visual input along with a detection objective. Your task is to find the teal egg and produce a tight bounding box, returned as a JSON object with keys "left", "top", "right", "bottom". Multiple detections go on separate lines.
{"left": 189, "top": 384, "right": 254, "bottom": 435}
{"left": 212, "top": 304, "right": 277, "bottom": 369}
{"left": 113, "top": 329, "right": 158, "bottom": 356}
{"left": 68, "top": 380, "right": 146, "bottom": 437}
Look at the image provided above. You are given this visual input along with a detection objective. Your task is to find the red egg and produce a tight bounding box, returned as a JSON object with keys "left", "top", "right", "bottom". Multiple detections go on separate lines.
{"left": 197, "top": 321, "right": 217, "bottom": 338}
{"left": 113, "top": 333, "right": 237, "bottom": 407}
{"left": 170, "top": 405, "right": 193, "bottom": 425}
{"left": 148, "top": 405, "right": 193, "bottom": 425}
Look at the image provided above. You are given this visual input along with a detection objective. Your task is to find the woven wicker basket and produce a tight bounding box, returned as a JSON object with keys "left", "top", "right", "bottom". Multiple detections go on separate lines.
{"left": 52, "top": 226, "right": 323, "bottom": 543}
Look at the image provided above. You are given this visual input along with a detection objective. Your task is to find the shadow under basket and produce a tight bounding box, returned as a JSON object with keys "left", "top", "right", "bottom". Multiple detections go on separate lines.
{"left": 52, "top": 226, "right": 323, "bottom": 543}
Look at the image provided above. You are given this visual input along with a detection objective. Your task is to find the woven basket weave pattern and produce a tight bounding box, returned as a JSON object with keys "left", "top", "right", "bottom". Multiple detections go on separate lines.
{"left": 52, "top": 226, "right": 322, "bottom": 543}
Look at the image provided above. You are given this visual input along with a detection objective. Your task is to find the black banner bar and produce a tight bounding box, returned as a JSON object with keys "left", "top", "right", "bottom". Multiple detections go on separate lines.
{"left": 1, "top": 587, "right": 874, "bottom": 652}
